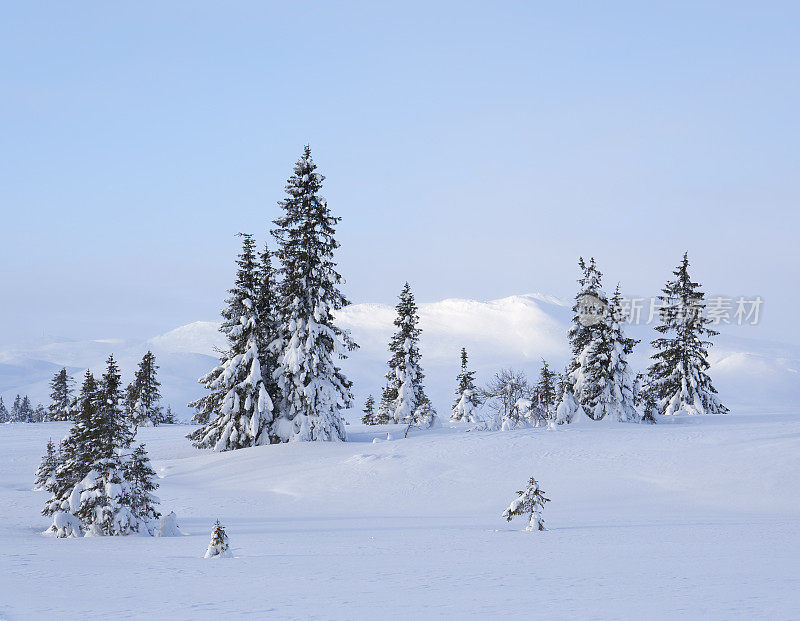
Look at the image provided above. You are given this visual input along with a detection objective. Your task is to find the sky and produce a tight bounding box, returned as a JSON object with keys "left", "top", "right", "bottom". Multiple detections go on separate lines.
{"left": 1, "top": 2, "right": 798, "bottom": 347}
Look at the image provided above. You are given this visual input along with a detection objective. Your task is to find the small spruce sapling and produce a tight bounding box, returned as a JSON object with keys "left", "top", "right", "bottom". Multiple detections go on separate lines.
{"left": 635, "top": 373, "right": 658, "bottom": 424}
{"left": 361, "top": 395, "right": 376, "bottom": 425}
{"left": 205, "top": 519, "right": 232, "bottom": 558}
{"left": 502, "top": 476, "right": 550, "bottom": 531}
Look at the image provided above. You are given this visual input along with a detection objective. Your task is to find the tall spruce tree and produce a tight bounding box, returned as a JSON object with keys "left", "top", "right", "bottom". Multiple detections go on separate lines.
{"left": 48, "top": 368, "right": 75, "bottom": 421}
{"left": 270, "top": 146, "right": 356, "bottom": 442}
{"left": 647, "top": 253, "right": 728, "bottom": 416}
{"left": 566, "top": 257, "right": 609, "bottom": 418}
{"left": 386, "top": 283, "right": 430, "bottom": 425}
{"left": 189, "top": 234, "right": 275, "bottom": 450}
{"left": 128, "top": 351, "right": 163, "bottom": 427}
{"left": 0, "top": 396, "right": 7, "bottom": 423}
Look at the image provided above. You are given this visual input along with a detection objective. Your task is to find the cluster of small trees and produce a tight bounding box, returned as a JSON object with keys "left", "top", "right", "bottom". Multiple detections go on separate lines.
{"left": 37, "top": 356, "right": 162, "bottom": 537}
{"left": 361, "top": 253, "right": 725, "bottom": 430}
{"left": 41, "top": 353, "right": 174, "bottom": 426}
{"left": 467, "top": 364, "right": 562, "bottom": 430}
{"left": 0, "top": 394, "right": 47, "bottom": 423}
{"left": 189, "top": 146, "right": 357, "bottom": 451}
{"left": 441, "top": 253, "right": 727, "bottom": 428}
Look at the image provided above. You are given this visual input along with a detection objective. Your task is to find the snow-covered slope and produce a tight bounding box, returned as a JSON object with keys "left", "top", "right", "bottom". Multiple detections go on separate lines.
{"left": 1, "top": 294, "right": 798, "bottom": 417}
{"left": 1, "top": 415, "right": 798, "bottom": 618}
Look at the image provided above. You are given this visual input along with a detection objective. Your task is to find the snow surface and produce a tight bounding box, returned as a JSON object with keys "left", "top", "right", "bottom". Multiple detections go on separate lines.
{"left": 1, "top": 415, "right": 799, "bottom": 619}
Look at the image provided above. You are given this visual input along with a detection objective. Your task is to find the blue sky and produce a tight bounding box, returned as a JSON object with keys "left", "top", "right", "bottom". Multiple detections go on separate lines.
{"left": 1, "top": 2, "right": 798, "bottom": 345}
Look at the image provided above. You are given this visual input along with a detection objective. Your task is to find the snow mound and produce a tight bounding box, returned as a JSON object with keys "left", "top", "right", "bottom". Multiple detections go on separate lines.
{"left": 156, "top": 511, "right": 183, "bottom": 537}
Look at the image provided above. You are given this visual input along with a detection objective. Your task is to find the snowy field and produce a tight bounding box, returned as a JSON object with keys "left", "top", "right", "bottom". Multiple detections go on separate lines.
{"left": 1, "top": 414, "right": 799, "bottom": 620}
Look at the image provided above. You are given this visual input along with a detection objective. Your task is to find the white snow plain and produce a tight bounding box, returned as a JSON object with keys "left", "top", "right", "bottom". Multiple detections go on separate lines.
{"left": 1, "top": 413, "right": 799, "bottom": 619}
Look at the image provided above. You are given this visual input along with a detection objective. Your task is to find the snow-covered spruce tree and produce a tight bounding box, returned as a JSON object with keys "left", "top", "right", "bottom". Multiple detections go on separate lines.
{"left": 502, "top": 476, "right": 550, "bottom": 531}
{"left": 566, "top": 257, "right": 609, "bottom": 418}
{"left": 34, "top": 439, "right": 59, "bottom": 491}
{"left": 374, "top": 384, "right": 393, "bottom": 424}
{"left": 33, "top": 404, "right": 48, "bottom": 422}
{"left": 451, "top": 347, "right": 479, "bottom": 421}
{"left": 0, "top": 396, "right": 7, "bottom": 423}
{"left": 21, "top": 396, "right": 34, "bottom": 422}
{"left": 188, "top": 234, "right": 274, "bottom": 450}
{"left": 385, "top": 283, "right": 434, "bottom": 426}
{"left": 270, "top": 147, "right": 357, "bottom": 442}
{"left": 583, "top": 285, "right": 640, "bottom": 423}
{"left": 10, "top": 395, "right": 22, "bottom": 422}
{"left": 633, "top": 373, "right": 657, "bottom": 424}
{"left": 640, "top": 389, "right": 659, "bottom": 423}
{"left": 535, "top": 360, "right": 558, "bottom": 422}
{"left": 163, "top": 405, "right": 176, "bottom": 424}
{"left": 361, "top": 395, "right": 376, "bottom": 425}
{"left": 205, "top": 519, "right": 232, "bottom": 558}
{"left": 128, "top": 351, "right": 164, "bottom": 427}
{"left": 648, "top": 253, "right": 728, "bottom": 416}
{"left": 48, "top": 368, "right": 75, "bottom": 421}
{"left": 125, "top": 444, "right": 160, "bottom": 529}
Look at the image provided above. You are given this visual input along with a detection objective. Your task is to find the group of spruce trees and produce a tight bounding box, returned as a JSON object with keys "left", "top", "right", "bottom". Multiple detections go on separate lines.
{"left": 4, "top": 353, "right": 172, "bottom": 426}
{"left": 188, "top": 146, "right": 357, "bottom": 451}
{"left": 0, "top": 394, "right": 47, "bottom": 423}
{"left": 557, "top": 253, "right": 727, "bottom": 423}
{"left": 363, "top": 252, "right": 726, "bottom": 428}
{"left": 36, "top": 356, "right": 161, "bottom": 537}
{"left": 42, "top": 352, "right": 173, "bottom": 426}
